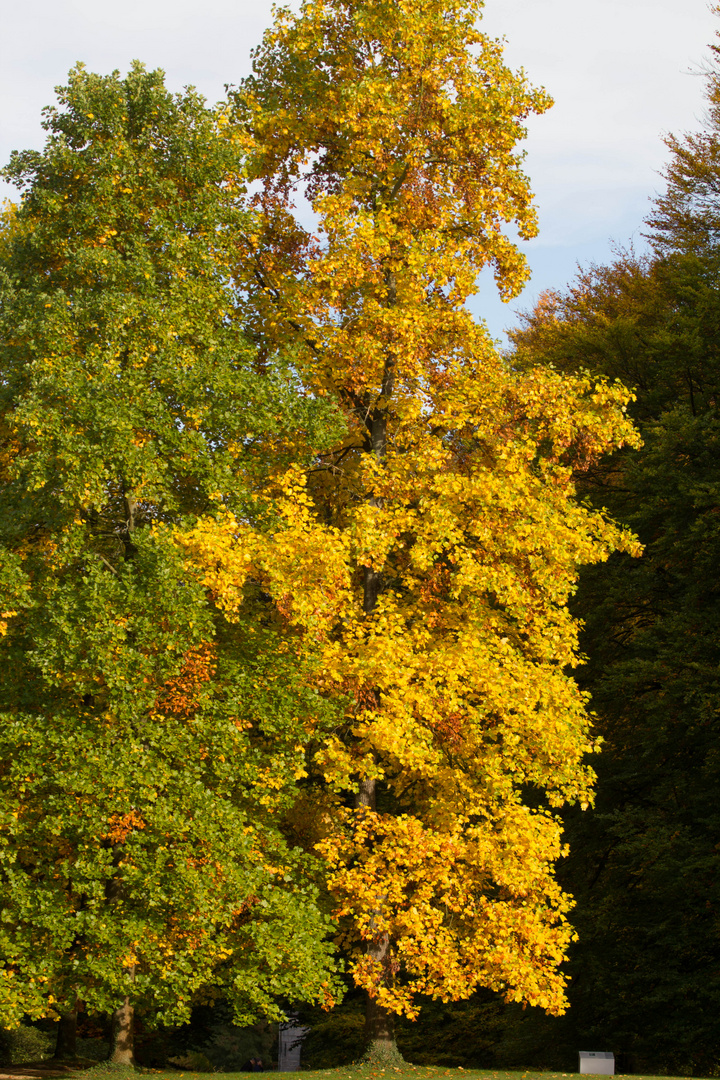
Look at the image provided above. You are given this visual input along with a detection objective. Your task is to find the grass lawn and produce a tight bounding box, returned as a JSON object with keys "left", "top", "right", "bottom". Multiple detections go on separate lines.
{"left": 28, "top": 1066, "right": 703, "bottom": 1080}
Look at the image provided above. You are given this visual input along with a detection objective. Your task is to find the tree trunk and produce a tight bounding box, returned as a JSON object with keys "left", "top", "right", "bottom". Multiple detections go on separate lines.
{"left": 53, "top": 1007, "right": 77, "bottom": 1060}
{"left": 108, "top": 998, "right": 134, "bottom": 1067}
{"left": 364, "top": 993, "right": 401, "bottom": 1064}
{"left": 355, "top": 737, "right": 402, "bottom": 1062}
{"left": 356, "top": 368, "right": 403, "bottom": 1064}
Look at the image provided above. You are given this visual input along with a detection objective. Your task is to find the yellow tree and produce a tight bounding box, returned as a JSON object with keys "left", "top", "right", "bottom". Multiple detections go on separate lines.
{"left": 180, "top": 0, "right": 641, "bottom": 1060}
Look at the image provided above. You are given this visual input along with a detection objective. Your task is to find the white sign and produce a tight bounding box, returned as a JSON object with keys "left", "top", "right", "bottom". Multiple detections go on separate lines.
{"left": 579, "top": 1051, "right": 615, "bottom": 1075}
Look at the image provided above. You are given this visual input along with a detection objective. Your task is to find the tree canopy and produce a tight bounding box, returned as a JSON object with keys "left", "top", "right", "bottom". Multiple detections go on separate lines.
{"left": 505, "top": 41, "right": 720, "bottom": 1072}
{"left": 7, "top": 2, "right": 705, "bottom": 1068}
{"left": 160, "top": 0, "right": 643, "bottom": 1058}
{"left": 0, "top": 63, "right": 343, "bottom": 1055}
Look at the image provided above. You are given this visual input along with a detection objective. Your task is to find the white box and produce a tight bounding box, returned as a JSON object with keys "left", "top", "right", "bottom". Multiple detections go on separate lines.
{"left": 579, "top": 1052, "right": 615, "bottom": 1075}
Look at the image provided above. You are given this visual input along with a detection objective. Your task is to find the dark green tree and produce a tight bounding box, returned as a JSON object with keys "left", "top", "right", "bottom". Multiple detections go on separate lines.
{"left": 505, "top": 44, "right": 720, "bottom": 1071}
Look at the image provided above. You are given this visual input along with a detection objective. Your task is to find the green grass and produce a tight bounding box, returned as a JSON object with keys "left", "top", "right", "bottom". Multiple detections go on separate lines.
{"left": 35, "top": 1065, "right": 708, "bottom": 1080}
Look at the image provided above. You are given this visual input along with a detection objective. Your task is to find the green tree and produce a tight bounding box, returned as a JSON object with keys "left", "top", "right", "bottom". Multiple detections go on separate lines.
{"left": 506, "top": 44, "right": 720, "bottom": 1069}
{"left": 0, "top": 63, "right": 343, "bottom": 1063}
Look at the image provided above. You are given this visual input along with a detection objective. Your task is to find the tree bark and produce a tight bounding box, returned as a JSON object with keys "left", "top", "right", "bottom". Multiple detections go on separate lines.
{"left": 108, "top": 998, "right": 135, "bottom": 1067}
{"left": 356, "top": 564, "right": 402, "bottom": 1062}
{"left": 364, "top": 993, "right": 400, "bottom": 1063}
{"left": 53, "top": 1007, "right": 77, "bottom": 1060}
{"left": 354, "top": 770, "right": 402, "bottom": 1062}
{"left": 356, "top": 359, "right": 403, "bottom": 1063}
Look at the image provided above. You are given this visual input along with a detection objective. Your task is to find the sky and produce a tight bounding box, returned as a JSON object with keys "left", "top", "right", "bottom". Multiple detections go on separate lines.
{"left": 1, "top": 0, "right": 717, "bottom": 341}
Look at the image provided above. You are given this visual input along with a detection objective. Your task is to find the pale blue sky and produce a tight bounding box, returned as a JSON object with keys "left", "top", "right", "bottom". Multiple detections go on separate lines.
{"left": 1, "top": 0, "right": 717, "bottom": 341}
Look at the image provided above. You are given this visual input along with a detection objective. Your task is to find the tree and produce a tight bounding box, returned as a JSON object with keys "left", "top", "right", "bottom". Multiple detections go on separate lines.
{"left": 0, "top": 64, "right": 343, "bottom": 1061}
{"left": 648, "top": 5, "right": 720, "bottom": 259}
{"left": 504, "top": 39, "right": 720, "bottom": 1069}
{"left": 172, "top": 0, "right": 641, "bottom": 1061}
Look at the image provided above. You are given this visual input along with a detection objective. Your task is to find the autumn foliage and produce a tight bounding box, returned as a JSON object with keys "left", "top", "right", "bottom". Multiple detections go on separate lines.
{"left": 0, "top": 0, "right": 645, "bottom": 1059}
{"left": 175, "top": 0, "right": 642, "bottom": 1036}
